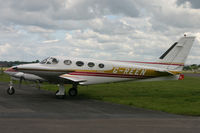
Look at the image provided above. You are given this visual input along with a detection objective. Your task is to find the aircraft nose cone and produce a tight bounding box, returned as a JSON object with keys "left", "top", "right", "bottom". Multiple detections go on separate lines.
{"left": 4, "top": 67, "right": 18, "bottom": 73}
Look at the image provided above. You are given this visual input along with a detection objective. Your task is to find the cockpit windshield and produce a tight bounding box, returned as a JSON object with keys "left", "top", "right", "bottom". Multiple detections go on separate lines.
{"left": 40, "top": 57, "right": 59, "bottom": 64}
{"left": 40, "top": 57, "right": 49, "bottom": 64}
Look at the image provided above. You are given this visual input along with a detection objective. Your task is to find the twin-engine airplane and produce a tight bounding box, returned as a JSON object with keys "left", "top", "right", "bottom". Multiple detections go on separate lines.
{"left": 4, "top": 36, "right": 195, "bottom": 98}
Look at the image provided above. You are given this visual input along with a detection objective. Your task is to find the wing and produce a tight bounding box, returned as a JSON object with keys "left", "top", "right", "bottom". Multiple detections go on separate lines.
{"left": 59, "top": 74, "right": 87, "bottom": 82}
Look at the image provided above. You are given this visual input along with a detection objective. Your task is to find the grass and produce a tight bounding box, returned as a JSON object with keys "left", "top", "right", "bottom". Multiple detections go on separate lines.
{"left": 77, "top": 76, "right": 200, "bottom": 116}
{"left": 0, "top": 73, "right": 11, "bottom": 82}
{"left": 1, "top": 72, "right": 200, "bottom": 116}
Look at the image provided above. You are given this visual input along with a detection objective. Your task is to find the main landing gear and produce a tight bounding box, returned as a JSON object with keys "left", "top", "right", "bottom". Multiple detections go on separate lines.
{"left": 55, "top": 83, "right": 78, "bottom": 99}
{"left": 68, "top": 87, "right": 78, "bottom": 97}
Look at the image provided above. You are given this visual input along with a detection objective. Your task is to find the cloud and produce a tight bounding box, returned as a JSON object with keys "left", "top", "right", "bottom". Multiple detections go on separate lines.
{"left": 0, "top": 0, "right": 140, "bottom": 30}
{"left": 177, "top": 0, "right": 200, "bottom": 9}
{"left": 0, "top": 43, "right": 11, "bottom": 55}
{"left": 26, "top": 26, "right": 54, "bottom": 33}
{"left": 42, "top": 39, "right": 60, "bottom": 43}
{"left": 0, "top": 0, "right": 199, "bottom": 64}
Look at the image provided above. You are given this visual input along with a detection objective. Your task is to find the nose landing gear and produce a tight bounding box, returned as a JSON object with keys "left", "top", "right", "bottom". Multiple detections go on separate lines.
{"left": 7, "top": 86, "right": 15, "bottom": 95}
{"left": 7, "top": 81, "right": 15, "bottom": 95}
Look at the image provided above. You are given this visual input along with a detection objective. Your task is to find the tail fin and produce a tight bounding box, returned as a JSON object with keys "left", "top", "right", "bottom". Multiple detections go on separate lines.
{"left": 158, "top": 36, "right": 195, "bottom": 71}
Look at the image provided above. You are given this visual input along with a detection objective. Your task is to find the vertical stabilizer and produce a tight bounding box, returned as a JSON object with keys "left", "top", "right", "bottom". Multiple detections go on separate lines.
{"left": 158, "top": 36, "right": 195, "bottom": 71}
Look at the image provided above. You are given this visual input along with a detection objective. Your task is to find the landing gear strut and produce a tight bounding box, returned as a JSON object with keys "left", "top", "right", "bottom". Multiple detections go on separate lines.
{"left": 7, "top": 80, "right": 15, "bottom": 95}
{"left": 55, "top": 84, "right": 66, "bottom": 99}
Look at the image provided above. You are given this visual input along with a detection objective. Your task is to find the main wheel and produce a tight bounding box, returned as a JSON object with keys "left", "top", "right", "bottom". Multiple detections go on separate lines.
{"left": 68, "top": 88, "right": 78, "bottom": 97}
{"left": 7, "top": 86, "right": 15, "bottom": 95}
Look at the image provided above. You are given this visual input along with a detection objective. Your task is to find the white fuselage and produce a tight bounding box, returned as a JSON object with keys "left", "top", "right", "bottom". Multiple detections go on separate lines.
{"left": 5, "top": 56, "right": 181, "bottom": 85}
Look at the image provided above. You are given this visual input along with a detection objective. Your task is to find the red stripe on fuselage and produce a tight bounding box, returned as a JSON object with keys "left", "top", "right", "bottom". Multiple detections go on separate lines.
{"left": 112, "top": 60, "right": 184, "bottom": 66}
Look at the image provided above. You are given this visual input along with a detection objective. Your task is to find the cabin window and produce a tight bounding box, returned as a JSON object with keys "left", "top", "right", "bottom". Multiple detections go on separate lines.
{"left": 76, "top": 61, "right": 84, "bottom": 67}
{"left": 64, "top": 60, "right": 72, "bottom": 65}
{"left": 98, "top": 63, "right": 104, "bottom": 68}
{"left": 88, "top": 62, "right": 95, "bottom": 67}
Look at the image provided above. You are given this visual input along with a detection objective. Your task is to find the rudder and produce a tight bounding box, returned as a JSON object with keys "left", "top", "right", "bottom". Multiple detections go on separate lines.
{"left": 158, "top": 36, "right": 195, "bottom": 71}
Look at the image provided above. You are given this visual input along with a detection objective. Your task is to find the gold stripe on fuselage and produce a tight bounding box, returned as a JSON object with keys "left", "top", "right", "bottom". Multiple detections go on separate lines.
{"left": 75, "top": 67, "right": 181, "bottom": 77}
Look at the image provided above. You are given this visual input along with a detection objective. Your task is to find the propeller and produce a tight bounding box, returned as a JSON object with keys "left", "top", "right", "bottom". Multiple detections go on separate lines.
{"left": 13, "top": 72, "right": 43, "bottom": 89}
{"left": 18, "top": 76, "right": 23, "bottom": 89}
{"left": 15, "top": 72, "right": 25, "bottom": 89}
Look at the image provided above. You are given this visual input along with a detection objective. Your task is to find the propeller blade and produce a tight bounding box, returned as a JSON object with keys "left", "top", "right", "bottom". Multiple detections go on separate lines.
{"left": 18, "top": 76, "right": 23, "bottom": 89}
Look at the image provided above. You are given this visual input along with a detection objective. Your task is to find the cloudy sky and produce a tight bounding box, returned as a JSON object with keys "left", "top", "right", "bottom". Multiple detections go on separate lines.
{"left": 0, "top": 0, "right": 200, "bottom": 64}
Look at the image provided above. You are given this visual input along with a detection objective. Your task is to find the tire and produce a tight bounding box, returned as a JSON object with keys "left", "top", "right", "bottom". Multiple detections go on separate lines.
{"left": 7, "top": 87, "right": 15, "bottom": 95}
{"left": 68, "top": 88, "right": 78, "bottom": 97}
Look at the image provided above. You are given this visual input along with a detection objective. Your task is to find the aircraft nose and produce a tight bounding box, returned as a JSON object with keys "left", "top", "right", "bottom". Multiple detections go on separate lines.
{"left": 4, "top": 67, "right": 18, "bottom": 73}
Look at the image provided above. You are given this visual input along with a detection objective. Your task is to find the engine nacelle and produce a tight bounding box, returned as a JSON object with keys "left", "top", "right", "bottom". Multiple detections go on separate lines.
{"left": 13, "top": 72, "right": 44, "bottom": 82}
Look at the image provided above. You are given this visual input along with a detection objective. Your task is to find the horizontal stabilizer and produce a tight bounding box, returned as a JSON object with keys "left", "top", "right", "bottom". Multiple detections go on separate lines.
{"left": 155, "top": 69, "right": 178, "bottom": 75}
{"left": 60, "top": 74, "right": 87, "bottom": 82}
{"left": 148, "top": 66, "right": 180, "bottom": 75}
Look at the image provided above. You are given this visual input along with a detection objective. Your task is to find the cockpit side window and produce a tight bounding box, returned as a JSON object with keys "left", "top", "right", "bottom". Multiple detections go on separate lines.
{"left": 40, "top": 57, "right": 59, "bottom": 64}
{"left": 46, "top": 61, "right": 51, "bottom": 64}
{"left": 40, "top": 57, "right": 49, "bottom": 64}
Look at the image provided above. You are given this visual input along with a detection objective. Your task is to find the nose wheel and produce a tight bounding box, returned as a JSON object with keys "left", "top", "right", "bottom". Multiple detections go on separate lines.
{"left": 7, "top": 86, "right": 15, "bottom": 95}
